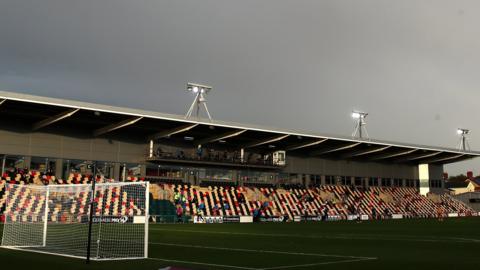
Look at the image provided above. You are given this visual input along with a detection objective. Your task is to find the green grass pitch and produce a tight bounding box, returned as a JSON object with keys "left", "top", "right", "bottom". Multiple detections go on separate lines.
{"left": 1, "top": 218, "right": 479, "bottom": 269}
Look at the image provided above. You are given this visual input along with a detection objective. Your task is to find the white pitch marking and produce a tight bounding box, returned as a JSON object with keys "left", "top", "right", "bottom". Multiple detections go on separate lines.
{"left": 260, "top": 258, "right": 377, "bottom": 270}
{"left": 151, "top": 228, "right": 480, "bottom": 244}
{"left": 149, "top": 242, "right": 376, "bottom": 260}
{"left": 446, "top": 237, "right": 480, "bottom": 243}
{"left": 149, "top": 257, "right": 258, "bottom": 270}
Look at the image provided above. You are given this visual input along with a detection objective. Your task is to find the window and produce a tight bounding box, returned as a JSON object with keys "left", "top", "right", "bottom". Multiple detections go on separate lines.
{"left": 430, "top": 179, "right": 442, "bottom": 188}
{"left": 3, "top": 155, "right": 26, "bottom": 172}
{"left": 381, "top": 178, "right": 391, "bottom": 187}
{"left": 354, "top": 177, "right": 363, "bottom": 186}
{"left": 31, "top": 156, "right": 55, "bottom": 174}
{"left": 368, "top": 177, "right": 378, "bottom": 187}
{"left": 325, "top": 175, "right": 335, "bottom": 185}
{"left": 341, "top": 176, "right": 351, "bottom": 186}
{"left": 312, "top": 175, "right": 321, "bottom": 186}
{"left": 240, "top": 170, "right": 278, "bottom": 183}
{"left": 393, "top": 178, "right": 403, "bottom": 187}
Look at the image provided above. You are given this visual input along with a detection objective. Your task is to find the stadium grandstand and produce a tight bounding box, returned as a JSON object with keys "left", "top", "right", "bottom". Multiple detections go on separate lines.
{"left": 0, "top": 90, "right": 479, "bottom": 223}
{"left": 1, "top": 90, "right": 480, "bottom": 269}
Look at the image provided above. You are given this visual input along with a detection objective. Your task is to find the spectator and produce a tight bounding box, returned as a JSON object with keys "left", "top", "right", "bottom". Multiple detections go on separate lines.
{"left": 371, "top": 207, "right": 378, "bottom": 220}
{"left": 176, "top": 205, "right": 184, "bottom": 223}
{"left": 224, "top": 201, "right": 230, "bottom": 210}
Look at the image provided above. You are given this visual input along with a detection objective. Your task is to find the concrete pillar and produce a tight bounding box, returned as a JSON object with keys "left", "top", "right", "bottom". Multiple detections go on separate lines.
{"left": 419, "top": 164, "right": 430, "bottom": 195}
{"left": 232, "top": 170, "right": 239, "bottom": 186}
{"left": 24, "top": 156, "right": 32, "bottom": 170}
{"left": 305, "top": 174, "right": 311, "bottom": 187}
{"left": 140, "top": 163, "right": 146, "bottom": 178}
{"left": 113, "top": 163, "right": 121, "bottom": 181}
{"left": 320, "top": 175, "right": 326, "bottom": 186}
{"left": 149, "top": 140, "right": 154, "bottom": 158}
{"left": 55, "top": 159, "right": 63, "bottom": 179}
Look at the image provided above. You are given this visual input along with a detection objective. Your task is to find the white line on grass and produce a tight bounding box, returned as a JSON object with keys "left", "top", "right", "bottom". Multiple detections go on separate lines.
{"left": 149, "top": 255, "right": 376, "bottom": 270}
{"left": 260, "top": 258, "right": 376, "bottom": 270}
{"left": 149, "top": 257, "right": 258, "bottom": 270}
{"left": 149, "top": 241, "right": 376, "bottom": 260}
{"left": 151, "top": 228, "right": 480, "bottom": 244}
{"left": 446, "top": 237, "right": 480, "bottom": 243}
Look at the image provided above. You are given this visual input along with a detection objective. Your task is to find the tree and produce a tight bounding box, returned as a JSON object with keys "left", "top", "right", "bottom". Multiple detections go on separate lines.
{"left": 447, "top": 174, "right": 467, "bottom": 183}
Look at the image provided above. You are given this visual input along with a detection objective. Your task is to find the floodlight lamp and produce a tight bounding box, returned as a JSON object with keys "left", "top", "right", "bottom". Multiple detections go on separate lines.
{"left": 192, "top": 86, "right": 199, "bottom": 93}
{"left": 352, "top": 111, "right": 367, "bottom": 119}
{"left": 457, "top": 128, "right": 469, "bottom": 135}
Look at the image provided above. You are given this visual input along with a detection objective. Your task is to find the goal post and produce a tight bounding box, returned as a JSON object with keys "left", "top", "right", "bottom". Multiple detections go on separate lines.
{"left": 1, "top": 182, "right": 150, "bottom": 261}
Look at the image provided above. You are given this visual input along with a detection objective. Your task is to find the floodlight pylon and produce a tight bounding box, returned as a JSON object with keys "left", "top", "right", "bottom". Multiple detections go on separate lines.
{"left": 185, "top": 83, "right": 213, "bottom": 121}
{"left": 456, "top": 128, "right": 470, "bottom": 152}
{"left": 352, "top": 111, "right": 369, "bottom": 139}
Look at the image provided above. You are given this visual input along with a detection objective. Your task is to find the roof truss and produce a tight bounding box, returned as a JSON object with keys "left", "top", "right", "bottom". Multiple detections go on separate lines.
{"left": 310, "top": 142, "right": 362, "bottom": 156}
{"left": 341, "top": 146, "right": 392, "bottom": 159}
{"left": 195, "top": 129, "right": 247, "bottom": 145}
{"left": 32, "top": 108, "right": 80, "bottom": 131}
{"left": 93, "top": 116, "right": 143, "bottom": 136}
{"left": 285, "top": 138, "right": 328, "bottom": 151}
{"left": 419, "top": 154, "right": 465, "bottom": 164}
{"left": 243, "top": 134, "right": 290, "bottom": 149}
{"left": 149, "top": 123, "right": 199, "bottom": 140}
{"left": 368, "top": 149, "right": 418, "bottom": 161}
{"left": 393, "top": 151, "right": 442, "bottom": 163}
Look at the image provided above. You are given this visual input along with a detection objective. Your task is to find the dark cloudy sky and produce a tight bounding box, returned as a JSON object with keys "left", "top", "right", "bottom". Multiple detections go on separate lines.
{"left": 1, "top": 0, "right": 479, "bottom": 175}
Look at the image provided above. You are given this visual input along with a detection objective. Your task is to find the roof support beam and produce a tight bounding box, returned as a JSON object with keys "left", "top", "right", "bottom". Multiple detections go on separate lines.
{"left": 420, "top": 154, "right": 465, "bottom": 164}
{"left": 243, "top": 134, "right": 290, "bottom": 149}
{"left": 195, "top": 129, "right": 247, "bottom": 145}
{"left": 285, "top": 138, "right": 328, "bottom": 151}
{"left": 341, "top": 146, "right": 392, "bottom": 159}
{"left": 393, "top": 151, "right": 442, "bottom": 163}
{"left": 32, "top": 108, "right": 80, "bottom": 131}
{"left": 93, "top": 116, "right": 143, "bottom": 136}
{"left": 368, "top": 149, "right": 418, "bottom": 161}
{"left": 149, "top": 123, "right": 199, "bottom": 140}
{"left": 310, "top": 142, "right": 361, "bottom": 156}
{"left": 0, "top": 99, "right": 6, "bottom": 106}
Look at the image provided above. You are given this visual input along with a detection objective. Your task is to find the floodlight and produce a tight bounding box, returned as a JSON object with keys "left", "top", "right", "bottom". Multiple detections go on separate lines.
{"left": 351, "top": 111, "right": 369, "bottom": 139}
{"left": 185, "top": 82, "right": 213, "bottom": 121}
{"left": 352, "top": 111, "right": 367, "bottom": 119}
{"left": 457, "top": 128, "right": 469, "bottom": 135}
{"left": 457, "top": 128, "right": 471, "bottom": 151}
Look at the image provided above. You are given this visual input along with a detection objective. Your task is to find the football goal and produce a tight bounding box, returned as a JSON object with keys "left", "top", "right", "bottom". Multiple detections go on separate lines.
{"left": 1, "top": 182, "right": 149, "bottom": 261}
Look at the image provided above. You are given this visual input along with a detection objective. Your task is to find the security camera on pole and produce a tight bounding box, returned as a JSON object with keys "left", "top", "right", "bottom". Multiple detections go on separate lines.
{"left": 185, "top": 83, "right": 213, "bottom": 121}
{"left": 352, "top": 111, "right": 369, "bottom": 139}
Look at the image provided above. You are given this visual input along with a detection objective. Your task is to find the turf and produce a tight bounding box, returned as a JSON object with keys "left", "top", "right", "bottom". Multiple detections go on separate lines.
{"left": 1, "top": 218, "right": 480, "bottom": 269}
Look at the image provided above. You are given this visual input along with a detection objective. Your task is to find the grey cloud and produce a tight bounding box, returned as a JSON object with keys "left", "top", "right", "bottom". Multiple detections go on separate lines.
{"left": 0, "top": 0, "right": 479, "bottom": 174}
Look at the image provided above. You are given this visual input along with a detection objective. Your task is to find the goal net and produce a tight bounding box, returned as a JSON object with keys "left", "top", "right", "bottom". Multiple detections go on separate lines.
{"left": 1, "top": 182, "right": 149, "bottom": 260}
